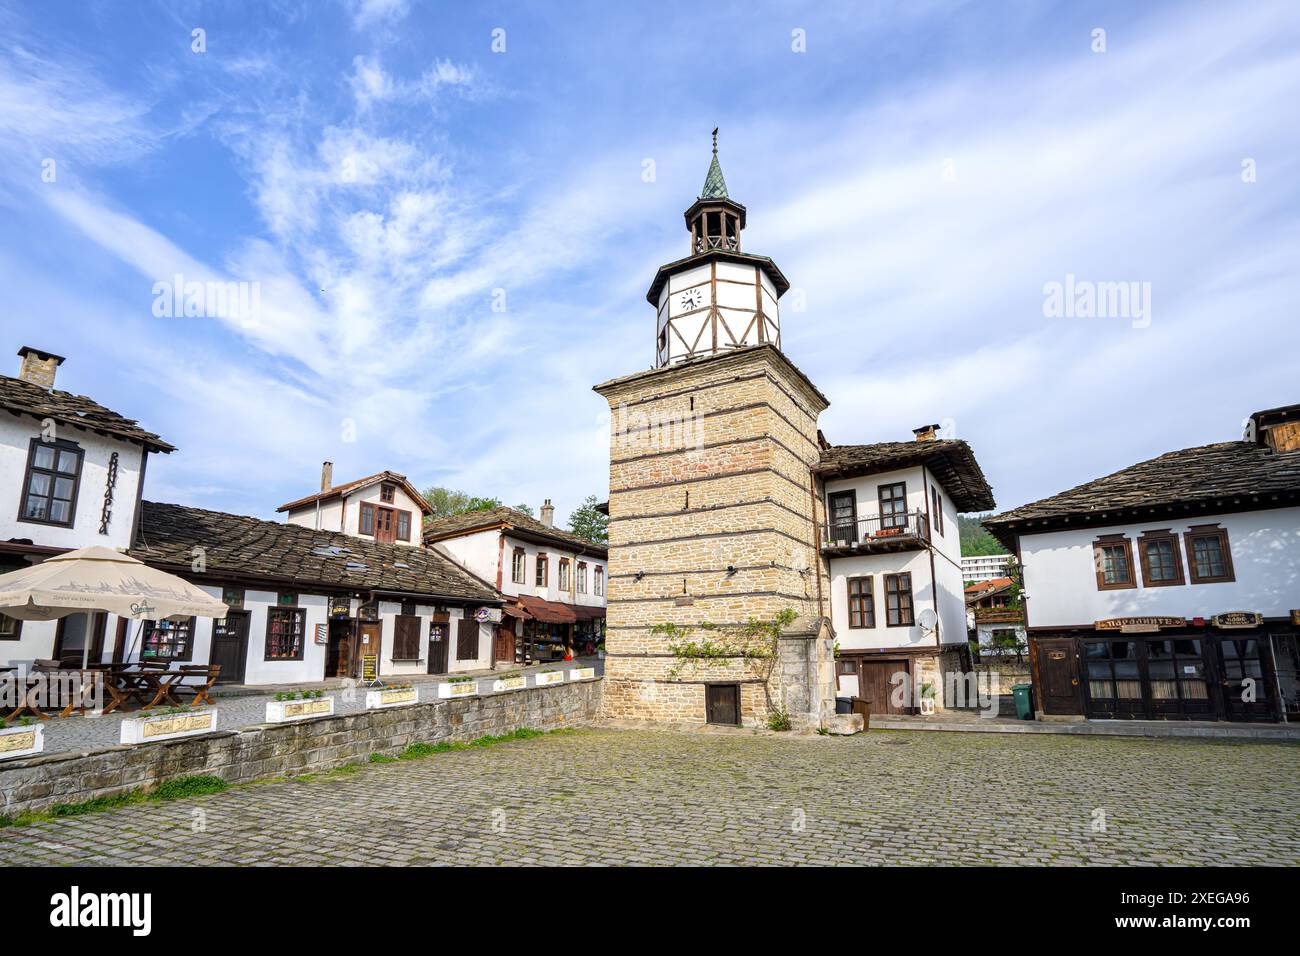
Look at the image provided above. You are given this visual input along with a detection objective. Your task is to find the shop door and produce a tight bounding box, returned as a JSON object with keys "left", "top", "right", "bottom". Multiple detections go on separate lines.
{"left": 493, "top": 624, "right": 515, "bottom": 663}
{"left": 209, "top": 611, "right": 249, "bottom": 683}
{"left": 325, "top": 619, "right": 354, "bottom": 678}
{"left": 1037, "top": 638, "right": 1083, "bottom": 715}
{"left": 705, "top": 684, "right": 739, "bottom": 725}
{"left": 1217, "top": 636, "right": 1277, "bottom": 721}
{"left": 858, "top": 659, "right": 910, "bottom": 715}
{"left": 358, "top": 622, "right": 382, "bottom": 675}
{"left": 427, "top": 618, "right": 449, "bottom": 674}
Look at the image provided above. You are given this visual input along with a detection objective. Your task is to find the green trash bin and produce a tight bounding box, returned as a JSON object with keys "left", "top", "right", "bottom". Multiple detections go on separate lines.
{"left": 1012, "top": 684, "right": 1034, "bottom": 720}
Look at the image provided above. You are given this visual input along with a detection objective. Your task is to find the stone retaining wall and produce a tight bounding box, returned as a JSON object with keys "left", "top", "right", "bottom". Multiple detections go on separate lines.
{"left": 0, "top": 680, "right": 602, "bottom": 817}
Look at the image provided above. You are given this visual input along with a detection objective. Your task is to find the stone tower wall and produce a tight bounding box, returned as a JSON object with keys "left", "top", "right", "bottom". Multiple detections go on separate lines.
{"left": 595, "top": 346, "right": 834, "bottom": 727}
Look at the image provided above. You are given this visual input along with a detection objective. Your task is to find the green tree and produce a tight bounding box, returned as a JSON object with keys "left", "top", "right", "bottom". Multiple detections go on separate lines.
{"left": 958, "top": 513, "right": 1005, "bottom": 557}
{"left": 422, "top": 486, "right": 534, "bottom": 521}
{"left": 567, "top": 494, "right": 608, "bottom": 545}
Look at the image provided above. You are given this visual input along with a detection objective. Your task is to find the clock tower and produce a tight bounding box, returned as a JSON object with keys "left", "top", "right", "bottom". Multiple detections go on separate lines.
{"left": 652, "top": 130, "right": 786, "bottom": 367}
{"left": 594, "top": 134, "right": 836, "bottom": 729}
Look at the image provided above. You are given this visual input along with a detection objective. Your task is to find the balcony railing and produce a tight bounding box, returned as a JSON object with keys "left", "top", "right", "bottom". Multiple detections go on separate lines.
{"left": 973, "top": 607, "right": 1025, "bottom": 625}
{"left": 822, "top": 511, "right": 930, "bottom": 554}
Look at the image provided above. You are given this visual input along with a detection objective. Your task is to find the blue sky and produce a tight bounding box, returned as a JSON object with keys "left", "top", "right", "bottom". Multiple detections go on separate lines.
{"left": 1, "top": 0, "right": 1297, "bottom": 525}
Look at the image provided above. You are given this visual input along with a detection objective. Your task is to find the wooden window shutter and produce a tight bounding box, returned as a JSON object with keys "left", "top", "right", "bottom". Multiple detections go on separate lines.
{"left": 394, "top": 614, "right": 420, "bottom": 660}
{"left": 456, "top": 617, "right": 479, "bottom": 661}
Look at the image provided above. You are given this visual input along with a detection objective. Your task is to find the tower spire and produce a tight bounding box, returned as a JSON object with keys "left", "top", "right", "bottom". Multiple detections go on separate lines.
{"left": 700, "top": 127, "right": 729, "bottom": 200}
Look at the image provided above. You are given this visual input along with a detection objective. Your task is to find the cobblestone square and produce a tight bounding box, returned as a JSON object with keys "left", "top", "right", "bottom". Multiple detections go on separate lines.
{"left": 1, "top": 728, "right": 1296, "bottom": 866}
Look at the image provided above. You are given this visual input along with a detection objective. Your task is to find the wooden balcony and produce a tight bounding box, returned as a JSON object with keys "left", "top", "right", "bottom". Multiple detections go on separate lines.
{"left": 973, "top": 607, "right": 1025, "bottom": 625}
{"left": 821, "top": 511, "right": 931, "bottom": 556}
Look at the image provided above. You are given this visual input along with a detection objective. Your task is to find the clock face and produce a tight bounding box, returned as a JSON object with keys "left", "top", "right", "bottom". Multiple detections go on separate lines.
{"left": 678, "top": 289, "right": 704, "bottom": 311}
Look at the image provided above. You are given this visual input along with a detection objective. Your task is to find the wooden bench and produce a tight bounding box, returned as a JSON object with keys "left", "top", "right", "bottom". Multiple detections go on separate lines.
{"left": 175, "top": 664, "right": 221, "bottom": 707}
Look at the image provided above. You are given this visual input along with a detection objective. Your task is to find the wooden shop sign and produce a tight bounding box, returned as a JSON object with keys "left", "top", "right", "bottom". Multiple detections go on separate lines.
{"left": 1094, "top": 616, "right": 1186, "bottom": 634}
{"left": 1211, "top": 612, "right": 1263, "bottom": 630}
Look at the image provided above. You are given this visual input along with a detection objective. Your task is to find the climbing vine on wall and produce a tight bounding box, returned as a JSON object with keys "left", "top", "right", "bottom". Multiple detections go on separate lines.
{"left": 652, "top": 608, "right": 799, "bottom": 708}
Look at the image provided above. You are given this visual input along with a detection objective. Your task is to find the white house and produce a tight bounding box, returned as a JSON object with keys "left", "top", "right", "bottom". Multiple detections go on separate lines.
{"left": 129, "top": 501, "right": 502, "bottom": 684}
{"left": 984, "top": 403, "right": 1300, "bottom": 722}
{"left": 278, "top": 464, "right": 432, "bottom": 546}
{"left": 0, "top": 346, "right": 175, "bottom": 667}
{"left": 813, "top": 426, "right": 996, "bottom": 714}
{"left": 425, "top": 501, "right": 607, "bottom": 665}
{"left": 0, "top": 345, "right": 503, "bottom": 684}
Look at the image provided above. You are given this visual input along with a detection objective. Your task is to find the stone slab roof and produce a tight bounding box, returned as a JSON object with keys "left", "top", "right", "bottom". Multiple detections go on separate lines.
{"left": 0, "top": 373, "right": 175, "bottom": 452}
{"left": 982, "top": 440, "right": 1300, "bottom": 546}
{"left": 276, "top": 470, "right": 432, "bottom": 514}
{"left": 815, "top": 439, "right": 995, "bottom": 513}
{"left": 423, "top": 506, "right": 608, "bottom": 558}
{"left": 132, "top": 501, "right": 501, "bottom": 604}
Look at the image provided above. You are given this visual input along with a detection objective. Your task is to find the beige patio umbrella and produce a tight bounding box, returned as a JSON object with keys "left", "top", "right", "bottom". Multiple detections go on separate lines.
{"left": 0, "top": 545, "right": 228, "bottom": 668}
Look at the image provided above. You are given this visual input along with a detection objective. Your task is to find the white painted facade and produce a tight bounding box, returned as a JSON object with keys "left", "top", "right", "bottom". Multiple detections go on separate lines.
{"left": 656, "top": 260, "right": 781, "bottom": 367}
{"left": 0, "top": 397, "right": 158, "bottom": 669}
{"left": 0, "top": 416, "right": 147, "bottom": 552}
{"left": 434, "top": 528, "right": 607, "bottom": 609}
{"left": 823, "top": 464, "right": 967, "bottom": 652}
{"left": 1018, "top": 506, "right": 1300, "bottom": 628}
{"left": 2, "top": 585, "right": 490, "bottom": 683}
{"left": 284, "top": 477, "right": 425, "bottom": 546}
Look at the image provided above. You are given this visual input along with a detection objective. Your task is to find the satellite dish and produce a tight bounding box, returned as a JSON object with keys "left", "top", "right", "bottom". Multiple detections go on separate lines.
{"left": 917, "top": 608, "right": 939, "bottom": 632}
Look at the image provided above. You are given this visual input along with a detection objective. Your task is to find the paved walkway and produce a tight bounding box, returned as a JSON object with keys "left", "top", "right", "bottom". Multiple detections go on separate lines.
{"left": 872, "top": 711, "right": 1300, "bottom": 740}
{"left": 2, "top": 727, "right": 1296, "bottom": 866}
{"left": 26, "top": 658, "right": 601, "bottom": 756}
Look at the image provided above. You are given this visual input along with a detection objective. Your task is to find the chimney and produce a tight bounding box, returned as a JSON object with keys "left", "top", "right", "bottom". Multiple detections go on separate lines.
{"left": 912, "top": 423, "right": 940, "bottom": 443}
{"left": 321, "top": 461, "right": 334, "bottom": 492}
{"left": 16, "top": 346, "right": 65, "bottom": 389}
{"left": 539, "top": 498, "right": 555, "bottom": 527}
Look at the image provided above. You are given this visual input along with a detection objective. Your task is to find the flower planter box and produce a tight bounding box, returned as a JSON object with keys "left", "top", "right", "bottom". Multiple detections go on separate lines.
{"left": 491, "top": 675, "right": 527, "bottom": 693}
{"left": 120, "top": 709, "right": 218, "bottom": 745}
{"left": 438, "top": 680, "right": 478, "bottom": 699}
{"left": 534, "top": 671, "right": 565, "bottom": 687}
{"left": 919, "top": 697, "right": 936, "bottom": 716}
{"left": 265, "top": 697, "right": 334, "bottom": 723}
{"left": 0, "top": 723, "right": 44, "bottom": 760}
{"left": 567, "top": 667, "right": 597, "bottom": 682}
{"left": 366, "top": 687, "right": 419, "bottom": 709}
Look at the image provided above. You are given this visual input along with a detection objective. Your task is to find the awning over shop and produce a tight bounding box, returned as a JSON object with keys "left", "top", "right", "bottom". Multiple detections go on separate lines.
{"left": 504, "top": 596, "right": 606, "bottom": 624}
{"left": 511, "top": 595, "right": 577, "bottom": 624}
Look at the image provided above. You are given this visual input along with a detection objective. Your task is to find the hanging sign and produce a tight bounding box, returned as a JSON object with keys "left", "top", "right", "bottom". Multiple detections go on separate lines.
{"left": 329, "top": 597, "right": 351, "bottom": 619}
{"left": 1211, "top": 612, "right": 1263, "bottom": 629}
{"left": 1095, "top": 616, "right": 1186, "bottom": 633}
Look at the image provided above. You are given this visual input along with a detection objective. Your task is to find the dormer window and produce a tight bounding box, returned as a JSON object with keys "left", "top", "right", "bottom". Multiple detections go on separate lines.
{"left": 19, "top": 438, "right": 83, "bottom": 528}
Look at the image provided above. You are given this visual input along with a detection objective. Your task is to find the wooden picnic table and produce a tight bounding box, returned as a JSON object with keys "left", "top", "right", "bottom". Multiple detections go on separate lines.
{"left": 108, "top": 663, "right": 185, "bottom": 709}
